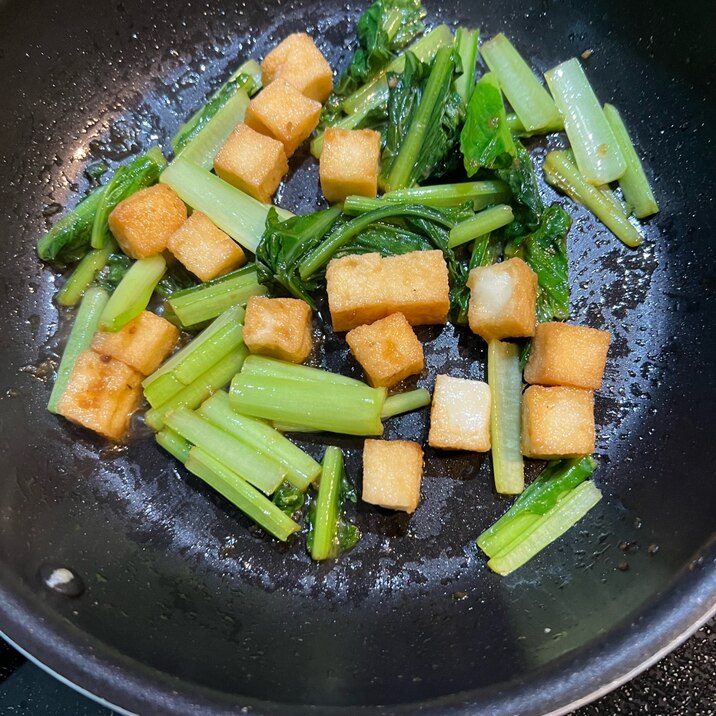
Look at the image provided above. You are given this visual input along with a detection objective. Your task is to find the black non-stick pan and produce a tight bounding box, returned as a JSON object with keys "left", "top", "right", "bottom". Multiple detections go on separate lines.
{"left": 0, "top": 0, "right": 714, "bottom": 714}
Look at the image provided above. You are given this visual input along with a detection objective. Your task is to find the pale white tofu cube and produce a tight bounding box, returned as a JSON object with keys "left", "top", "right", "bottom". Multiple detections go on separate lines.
{"left": 428, "top": 375, "right": 491, "bottom": 452}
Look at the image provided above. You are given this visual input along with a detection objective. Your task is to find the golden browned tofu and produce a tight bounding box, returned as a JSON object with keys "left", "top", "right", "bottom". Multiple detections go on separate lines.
{"left": 245, "top": 79, "right": 322, "bottom": 157}
{"left": 320, "top": 128, "right": 381, "bottom": 203}
{"left": 91, "top": 311, "right": 180, "bottom": 376}
{"left": 108, "top": 184, "right": 187, "bottom": 259}
{"left": 362, "top": 439, "right": 424, "bottom": 513}
{"left": 261, "top": 33, "right": 333, "bottom": 102}
{"left": 524, "top": 322, "right": 611, "bottom": 390}
{"left": 243, "top": 296, "right": 313, "bottom": 363}
{"left": 428, "top": 375, "right": 491, "bottom": 452}
{"left": 167, "top": 211, "right": 247, "bottom": 282}
{"left": 467, "top": 257, "right": 537, "bottom": 341}
{"left": 214, "top": 123, "right": 288, "bottom": 204}
{"left": 326, "top": 250, "right": 450, "bottom": 331}
{"left": 56, "top": 351, "right": 143, "bottom": 442}
{"left": 346, "top": 312, "right": 424, "bottom": 388}
{"left": 521, "top": 385, "right": 595, "bottom": 459}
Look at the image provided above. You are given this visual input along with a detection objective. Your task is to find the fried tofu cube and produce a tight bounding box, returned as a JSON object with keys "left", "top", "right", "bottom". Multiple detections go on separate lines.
{"left": 56, "top": 351, "right": 143, "bottom": 442}
{"left": 428, "top": 375, "right": 491, "bottom": 452}
{"left": 320, "top": 128, "right": 381, "bottom": 203}
{"left": 243, "top": 296, "right": 313, "bottom": 363}
{"left": 467, "top": 257, "right": 537, "bottom": 341}
{"left": 346, "top": 313, "right": 424, "bottom": 388}
{"left": 362, "top": 439, "right": 424, "bottom": 513}
{"left": 214, "top": 123, "right": 288, "bottom": 204}
{"left": 245, "top": 79, "right": 322, "bottom": 157}
{"left": 108, "top": 184, "right": 187, "bottom": 259}
{"left": 524, "top": 322, "right": 612, "bottom": 390}
{"left": 521, "top": 385, "right": 595, "bottom": 459}
{"left": 91, "top": 311, "right": 180, "bottom": 376}
{"left": 167, "top": 211, "right": 247, "bottom": 282}
{"left": 261, "top": 33, "right": 333, "bottom": 102}
{"left": 326, "top": 250, "right": 450, "bottom": 331}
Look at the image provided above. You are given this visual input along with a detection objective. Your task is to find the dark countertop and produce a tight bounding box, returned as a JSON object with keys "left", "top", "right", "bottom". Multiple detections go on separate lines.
{"left": 1, "top": 620, "right": 713, "bottom": 715}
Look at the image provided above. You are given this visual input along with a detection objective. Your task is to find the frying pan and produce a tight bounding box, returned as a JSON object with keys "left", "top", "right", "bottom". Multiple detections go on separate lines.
{"left": 0, "top": 0, "right": 714, "bottom": 713}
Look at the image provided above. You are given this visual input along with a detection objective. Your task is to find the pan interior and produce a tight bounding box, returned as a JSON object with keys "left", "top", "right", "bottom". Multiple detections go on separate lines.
{"left": 0, "top": 0, "right": 714, "bottom": 710}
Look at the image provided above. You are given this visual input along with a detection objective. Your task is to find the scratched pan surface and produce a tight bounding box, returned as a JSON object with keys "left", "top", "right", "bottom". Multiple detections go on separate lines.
{"left": 0, "top": 0, "right": 714, "bottom": 714}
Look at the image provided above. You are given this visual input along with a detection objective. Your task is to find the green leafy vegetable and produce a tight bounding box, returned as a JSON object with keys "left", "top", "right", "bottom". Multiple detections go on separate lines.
{"left": 306, "top": 447, "right": 361, "bottom": 560}
{"left": 505, "top": 204, "right": 571, "bottom": 322}
{"left": 98, "top": 254, "right": 166, "bottom": 332}
{"left": 496, "top": 141, "right": 543, "bottom": 238}
{"left": 256, "top": 201, "right": 471, "bottom": 313}
{"left": 56, "top": 239, "right": 116, "bottom": 307}
{"left": 95, "top": 254, "right": 133, "bottom": 293}
{"left": 477, "top": 457, "right": 600, "bottom": 574}
{"left": 171, "top": 60, "right": 261, "bottom": 156}
{"left": 273, "top": 482, "right": 306, "bottom": 517}
{"left": 37, "top": 187, "right": 105, "bottom": 264}
{"left": 460, "top": 72, "right": 515, "bottom": 175}
{"left": 336, "top": 0, "right": 426, "bottom": 100}
{"left": 544, "top": 150, "right": 643, "bottom": 248}
{"left": 255, "top": 206, "right": 344, "bottom": 306}
{"left": 90, "top": 147, "right": 167, "bottom": 249}
{"left": 380, "top": 47, "right": 464, "bottom": 191}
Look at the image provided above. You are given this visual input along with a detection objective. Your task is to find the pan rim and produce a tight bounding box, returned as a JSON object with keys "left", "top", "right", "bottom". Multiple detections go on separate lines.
{"left": 1, "top": 540, "right": 713, "bottom": 716}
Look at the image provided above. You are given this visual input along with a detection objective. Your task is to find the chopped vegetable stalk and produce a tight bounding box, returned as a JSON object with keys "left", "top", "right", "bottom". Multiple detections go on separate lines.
{"left": 478, "top": 456, "right": 597, "bottom": 557}
{"left": 177, "top": 89, "right": 250, "bottom": 169}
{"left": 155, "top": 428, "right": 191, "bottom": 463}
{"left": 480, "top": 34, "right": 562, "bottom": 133}
{"left": 165, "top": 407, "right": 286, "bottom": 495}
{"left": 486, "top": 480, "right": 602, "bottom": 575}
{"left": 309, "top": 447, "right": 344, "bottom": 560}
{"left": 171, "top": 59, "right": 261, "bottom": 156}
{"left": 381, "top": 388, "right": 431, "bottom": 418}
{"left": 543, "top": 150, "right": 643, "bottom": 247}
{"left": 240, "top": 355, "right": 366, "bottom": 388}
{"left": 185, "top": 447, "right": 300, "bottom": 541}
{"left": 160, "top": 158, "right": 292, "bottom": 253}
{"left": 460, "top": 72, "right": 516, "bottom": 175}
{"left": 198, "top": 391, "right": 321, "bottom": 491}
{"left": 544, "top": 58, "right": 626, "bottom": 185}
{"left": 144, "top": 372, "right": 184, "bottom": 408}
{"left": 91, "top": 147, "right": 167, "bottom": 249}
{"left": 47, "top": 287, "right": 109, "bottom": 413}
{"left": 168, "top": 267, "right": 264, "bottom": 328}
{"left": 56, "top": 239, "right": 116, "bottom": 307}
{"left": 448, "top": 204, "right": 514, "bottom": 248}
{"left": 341, "top": 24, "right": 454, "bottom": 115}
{"left": 381, "top": 46, "right": 459, "bottom": 192}
{"left": 143, "top": 304, "right": 246, "bottom": 389}
{"left": 230, "top": 374, "right": 386, "bottom": 436}
{"left": 173, "top": 323, "right": 245, "bottom": 386}
{"left": 37, "top": 187, "right": 105, "bottom": 264}
{"left": 453, "top": 27, "right": 479, "bottom": 104}
{"left": 298, "top": 203, "right": 454, "bottom": 279}
{"left": 144, "top": 346, "right": 248, "bottom": 430}
{"left": 487, "top": 340, "right": 524, "bottom": 495}
{"left": 603, "top": 103, "right": 659, "bottom": 218}
{"left": 343, "top": 180, "right": 511, "bottom": 213}
{"left": 98, "top": 254, "right": 166, "bottom": 332}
